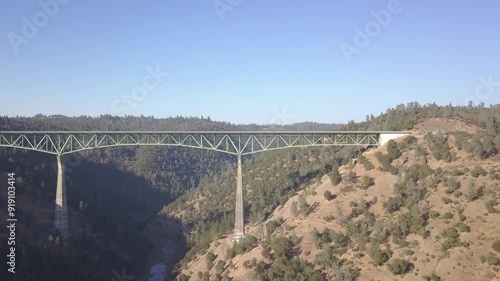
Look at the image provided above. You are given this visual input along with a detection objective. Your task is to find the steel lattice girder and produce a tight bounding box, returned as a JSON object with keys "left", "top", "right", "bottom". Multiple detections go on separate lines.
{"left": 0, "top": 131, "right": 402, "bottom": 155}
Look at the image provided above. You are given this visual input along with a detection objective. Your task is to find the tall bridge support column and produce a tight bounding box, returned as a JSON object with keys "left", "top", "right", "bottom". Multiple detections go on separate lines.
{"left": 234, "top": 154, "right": 244, "bottom": 241}
{"left": 54, "top": 155, "right": 69, "bottom": 250}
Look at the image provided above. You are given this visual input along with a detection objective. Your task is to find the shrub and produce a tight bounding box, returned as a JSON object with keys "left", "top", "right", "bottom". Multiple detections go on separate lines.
{"left": 206, "top": 252, "right": 216, "bottom": 270}
{"left": 332, "top": 231, "right": 350, "bottom": 248}
{"left": 442, "top": 212, "right": 453, "bottom": 220}
{"left": 493, "top": 240, "right": 500, "bottom": 253}
{"left": 389, "top": 165, "right": 399, "bottom": 175}
{"left": 215, "top": 260, "right": 226, "bottom": 274}
{"left": 480, "top": 253, "right": 500, "bottom": 266}
{"left": 455, "top": 222, "right": 470, "bottom": 233}
{"left": 398, "top": 136, "right": 418, "bottom": 151}
{"left": 442, "top": 197, "right": 452, "bottom": 204}
{"left": 344, "top": 170, "right": 358, "bottom": 184}
{"left": 424, "top": 132, "right": 452, "bottom": 161}
{"left": 441, "top": 227, "right": 461, "bottom": 251}
{"left": 226, "top": 236, "right": 259, "bottom": 259}
{"left": 298, "top": 194, "right": 310, "bottom": 216}
{"left": 470, "top": 166, "right": 487, "bottom": 178}
{"left": 290, "top": 202, "right": 298, "bottom": 217}
{"left": 403, "top": 249, "right": 414, "bottom": 256}
{"left": 368, "top": 243, "right": 392, "bottom": 266}
{"left": 324, "top": 190, "right": 335, "bottom": 201}
{"left": 423, "top": 272, "right": 442, "bottom": 281}
{"left": 375, "top": 152, "right": 391, "bottom": 171}
{"left": 387, "top": 140, "right": 402, "bottom": 160}
{"left": 445, "top": 176, "right": 460, "bottom": 194}
{"left": 398, "top": 205, "right": 428, "bottom": 237}
{"left": 485, "top": 199, "right": 498, "bottom": 214}
{"left": 311, "top": 227, "right": 332, "bottom": 249}
{"left": 323, "top": 215, "right": 335, "bottom": 222}
{"left": 387, "top": 258, "right": 413, "bottom": 275}
{"left": 358, "top": 176, "right": 375, "bottom": 190}
{"left": 329, "top": 165, "right": 341, "bottom": 185}
{"left": 465, "top": 180, "right": 483, "bottom": 201}
{"left": 384, "top": 197, "right": 403, "bottom": 213}
{"left": 429, "top": 210, "right": 440, "bottom": 219}
{"left": 266, "top": 217, "right": 284, "bottom": 236}
{"left": 357, "top": 151, "right": 367, "bottom": 163}
{"left": 363, "top": 160, "right": 374, "bottom": 171}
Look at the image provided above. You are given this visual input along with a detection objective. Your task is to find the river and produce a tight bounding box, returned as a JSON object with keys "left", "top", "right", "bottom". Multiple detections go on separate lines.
{"left": 147, "top": 245, "right": 175, "bottom": 281}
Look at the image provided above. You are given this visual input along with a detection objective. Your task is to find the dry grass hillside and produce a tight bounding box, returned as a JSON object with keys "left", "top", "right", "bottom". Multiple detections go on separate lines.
{"left": 176, "top": 120, "right": 500, "bottom": 281}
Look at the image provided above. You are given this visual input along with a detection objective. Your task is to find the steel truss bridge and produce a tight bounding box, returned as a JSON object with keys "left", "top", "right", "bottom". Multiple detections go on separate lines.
{"left": 0, "top": 131, "right": 387, "bottom": 155}
{"left": 0, "top": 131, "right": 409, "bottom": 247}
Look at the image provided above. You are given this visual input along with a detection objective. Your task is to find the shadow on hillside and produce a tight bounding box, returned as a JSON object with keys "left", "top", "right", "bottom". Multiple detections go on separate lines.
{"left": 0, "top": 149, "right": 189, "bottom": 281}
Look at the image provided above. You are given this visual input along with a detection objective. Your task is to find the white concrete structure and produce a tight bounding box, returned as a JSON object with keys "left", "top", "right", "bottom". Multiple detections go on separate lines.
{"left": 379, "top": 132, "right": 411, "bottom": 146}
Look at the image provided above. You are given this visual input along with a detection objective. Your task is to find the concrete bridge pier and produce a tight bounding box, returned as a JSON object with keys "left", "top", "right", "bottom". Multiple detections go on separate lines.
{"left": 54, "top": 154, "right": 69, "bottom": 250}
{"left": 233, "top": 154, "right": 244, "bottom": 241}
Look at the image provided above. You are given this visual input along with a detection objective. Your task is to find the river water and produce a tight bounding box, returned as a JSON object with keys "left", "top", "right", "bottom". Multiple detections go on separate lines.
{"left": 147, "top": 245, "right": 175, "bottom": 281}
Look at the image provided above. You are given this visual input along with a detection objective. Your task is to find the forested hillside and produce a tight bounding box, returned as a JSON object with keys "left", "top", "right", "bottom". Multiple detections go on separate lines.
{"left": 162, "top": 103, "right": 500, "bottom": 281}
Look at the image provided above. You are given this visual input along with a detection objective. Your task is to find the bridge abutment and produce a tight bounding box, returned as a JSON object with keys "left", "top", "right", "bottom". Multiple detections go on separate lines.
{"left": 234, "top": 154, "right": 244, "bottom": 241}
{"left": 54, "top": 155, "right": 69, "bottom": 250}
{"left": 378, "top": 132, "right": 411, "bottom": 146}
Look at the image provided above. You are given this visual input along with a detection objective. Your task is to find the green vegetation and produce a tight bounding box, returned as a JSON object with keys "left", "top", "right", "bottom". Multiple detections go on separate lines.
{"left": 423, "top": 272, "right": 442, "bottom": 281}
{"left": 298, "top": 194, "right": 311, "bottom": 216}
{"left": 442, "top": 212, "right": 454, "bottom": 220}
{"left": 329, "top": 164, "right": 342, "bottom": 185}
{"left": 486, "top": 199, "right": 499, "bottom": 214}
{"left": 324, "top": 190, "right": 335, "bottom": 201}
{"left": 429, "top": 210, "right": 440, "bottom": 219}
{"left": 266, "top": 217, "right": 284, "bottom": 236}
{"left": 312, "top": 228, "right": 350, "bottom": 249}
{"left": 493, "top": 240, "right": 500, "bottom": 253}
{"left": 445, "top": 176, "right": 460, "bottom": 194}
{"left": 441, "top": 227, "right": 465, "bottom": 252}
{"left": 374, "top": 140, "right": 402, "bottom": 173}
{"left": 387, "top": 258, "right": 414, "bottom": 275}
{"left": 206, "top": 252, "right": 216, "bottom": 270}
{"left": 480, "top": 253, "right": 500, "bottom": 266}
{"left": 358, "top": 175, "right": 375, "bottom": 190}
{"left": 424, "top": 131, "right": 453, "bottom": 162}
{"left": 226, "top": 235, "right": 258, "bottom": 259}
{"left": 397, "top": 205, "right": 428, "bottom": 237}
{"left": 252, "top": 235, "right": 324, "bottom": 281}
{"left": 368, "top": 243, "right": 392, "bottom": 266}
{"left": 357, "top": 150, "right": 375, "bottom": 171}
{"left": 470, "top": 165, "right": 487, "bottom": 178}
{"left": 454, "top": 222, "right": 471, "bottom": 233}
{"left": 465, "top": 179, "right": 483, "bottom": 201}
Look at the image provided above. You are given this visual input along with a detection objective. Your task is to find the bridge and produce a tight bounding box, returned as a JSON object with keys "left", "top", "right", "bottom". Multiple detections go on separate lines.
{"left": 0, "top": 131, "right": 409, "bottom": 246}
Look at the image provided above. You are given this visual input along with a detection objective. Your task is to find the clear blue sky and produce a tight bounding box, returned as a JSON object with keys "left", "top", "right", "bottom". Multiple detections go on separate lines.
{"left": 1, "top": 0, "right": 499, "bottom": 124}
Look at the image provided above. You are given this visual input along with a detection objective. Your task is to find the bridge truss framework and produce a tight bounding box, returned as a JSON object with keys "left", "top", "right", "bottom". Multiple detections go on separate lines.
{"left": 0, "top": 131, "right": 408, "bottom": 246}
